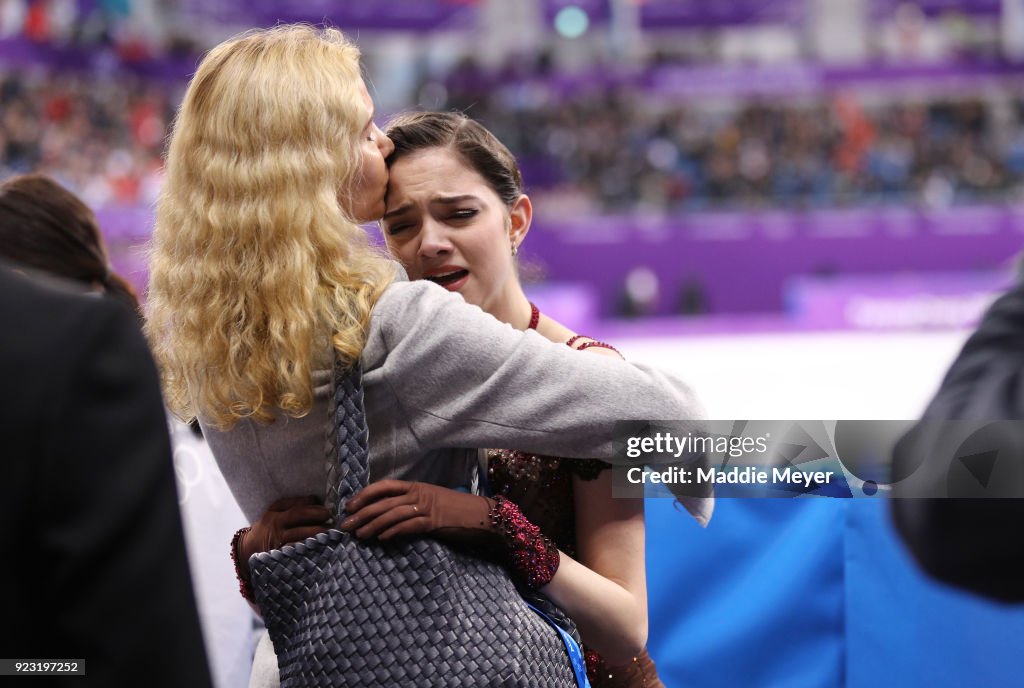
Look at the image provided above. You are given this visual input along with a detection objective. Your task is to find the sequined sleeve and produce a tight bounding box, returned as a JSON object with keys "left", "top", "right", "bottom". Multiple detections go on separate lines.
{"left": 567, "top": 459, "right": 613, "bottom": 481}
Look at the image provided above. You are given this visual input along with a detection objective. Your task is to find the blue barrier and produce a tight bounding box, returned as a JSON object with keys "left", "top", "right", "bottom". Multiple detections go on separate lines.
{"left": 647, "top": 498, "right": 1024, "bottom": 687}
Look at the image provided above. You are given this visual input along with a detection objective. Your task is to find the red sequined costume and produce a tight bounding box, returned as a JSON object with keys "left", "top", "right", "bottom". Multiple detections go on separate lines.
{"left": 488, "top": 450, "right": 665, "bottom": 688}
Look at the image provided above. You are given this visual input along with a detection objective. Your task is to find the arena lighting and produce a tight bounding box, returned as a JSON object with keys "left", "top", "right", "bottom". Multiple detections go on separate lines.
{"left": 554, "top": 5, "right": 589, "bottom": 38}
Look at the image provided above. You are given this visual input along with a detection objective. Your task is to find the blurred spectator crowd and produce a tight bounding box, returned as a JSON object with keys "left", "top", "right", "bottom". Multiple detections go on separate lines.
{"left": 5, "top": 63, "right": 1024, "bottom": 213}
{"left": 437, "top": 59, "right": 1024, "bottom": 214}
{"left": 0, "top": 70, "right": 172, "bottom": 207}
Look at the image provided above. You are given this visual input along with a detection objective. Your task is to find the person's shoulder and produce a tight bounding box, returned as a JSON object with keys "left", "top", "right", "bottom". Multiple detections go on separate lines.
{"left": 375, "top": 275, "right": 439, "bottom": 306}
{"left": 0, "top": 263, "right": 77, "bottom": 304}
{"left": 372, "top": 275, "right": 479, "bottom": 325}
{"left": 1, "top": 264, "right": 121, "bottom": 317}
{"left": 0, "top": 266, "right": 139, "bottom": 359}
{"left": 363, "top": 276, "right": 501, "bottom": 369}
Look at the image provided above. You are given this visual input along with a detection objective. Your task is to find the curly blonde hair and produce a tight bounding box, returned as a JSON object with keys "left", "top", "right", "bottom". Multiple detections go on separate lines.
{"left": 146, "top": 24, "right": 394, "bottom": 429}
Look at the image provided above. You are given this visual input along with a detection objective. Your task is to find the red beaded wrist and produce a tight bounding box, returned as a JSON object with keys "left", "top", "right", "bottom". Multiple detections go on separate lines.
{"left": 488, "top": 496, "right": 560, "bottom": 589}
{"left": 230, "top": 526, "right": 256, "bottom": 603}
{"left": 575, "top": 340, "right": 622, "bottom": 358}
{"left": 533, "top": 308, "right": 622, "bottom": 359}
{"left": 564, "top": 335, "right": 623, "bottom": 359}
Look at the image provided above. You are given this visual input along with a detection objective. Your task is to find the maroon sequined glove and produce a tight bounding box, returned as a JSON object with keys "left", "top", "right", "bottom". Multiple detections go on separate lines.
{"left": 341, "top": 482, "right": 560, "bottom": 588}
{"left": 488, "top": 496, "right": 561, "bottom": 589}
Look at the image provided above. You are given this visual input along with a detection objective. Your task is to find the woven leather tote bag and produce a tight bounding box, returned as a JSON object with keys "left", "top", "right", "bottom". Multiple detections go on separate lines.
{"left": 249, "top": 360, "right": 581, "bottom": 687}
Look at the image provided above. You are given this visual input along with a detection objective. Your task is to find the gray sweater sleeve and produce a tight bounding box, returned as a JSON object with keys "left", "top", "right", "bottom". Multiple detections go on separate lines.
{"left": 361, "top": 280, "right": 705, "bottom": 462}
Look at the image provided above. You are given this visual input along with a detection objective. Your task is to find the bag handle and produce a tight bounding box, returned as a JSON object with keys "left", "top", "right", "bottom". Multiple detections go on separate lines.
{"left": 324, "top": 358, "right": 369, "bottom": 520}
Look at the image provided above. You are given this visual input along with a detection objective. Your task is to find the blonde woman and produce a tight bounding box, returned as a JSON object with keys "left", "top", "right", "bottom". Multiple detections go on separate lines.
{"left": 146, "top": 24, "right": 702, "bottom": 682}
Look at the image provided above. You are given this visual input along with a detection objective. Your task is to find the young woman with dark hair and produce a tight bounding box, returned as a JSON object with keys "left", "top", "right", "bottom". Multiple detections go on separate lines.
{"left": 0, "top": 173, "right": 141, "bottom": 317}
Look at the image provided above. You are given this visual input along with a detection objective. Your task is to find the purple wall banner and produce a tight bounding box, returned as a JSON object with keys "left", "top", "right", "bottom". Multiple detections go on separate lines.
{"left": 521, "top": 205, "right": 1024, "bottom": 316}
{"left": 640, "top": 0, "right": 803, "bottom": 29}
{"left": 785, "top": 271, "right": 1010, "bottom": 330}
{"left": 176, "top": 0, "right": 478, "bottom": 31}
{"left": 870, "top": 0, "right": 1002, "bottom": 19}
{"left": 443, "top": 59, "right": 1024, "bottom": 101}
{"left": 0, "top": 38, "right": 199, "bottom": 83}
{"left": 645, "top": 61, "right": 1024, "bottom": 100}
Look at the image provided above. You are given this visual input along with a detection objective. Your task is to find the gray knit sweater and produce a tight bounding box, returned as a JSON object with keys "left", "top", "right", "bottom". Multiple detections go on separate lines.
{"left": 201, "top": 275, "right": 705, "bottom": 525}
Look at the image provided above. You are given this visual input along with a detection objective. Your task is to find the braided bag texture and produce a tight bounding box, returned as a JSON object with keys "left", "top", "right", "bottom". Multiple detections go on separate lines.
{"left": 249, "top": 361, "right": 578, "bottom": 687}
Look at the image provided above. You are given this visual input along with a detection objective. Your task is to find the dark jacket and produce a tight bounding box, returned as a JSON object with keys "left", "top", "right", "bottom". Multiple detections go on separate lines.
{"left": 892, "top": 279, "right": 1024, "bottom": 602}
{"left": 0, "top": 265, "right": 213, "bottom": 686}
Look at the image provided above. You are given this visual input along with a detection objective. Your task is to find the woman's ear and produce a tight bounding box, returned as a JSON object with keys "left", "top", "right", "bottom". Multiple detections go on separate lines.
{"left": 509, "top": 194, "right": 533, "bottom": 252}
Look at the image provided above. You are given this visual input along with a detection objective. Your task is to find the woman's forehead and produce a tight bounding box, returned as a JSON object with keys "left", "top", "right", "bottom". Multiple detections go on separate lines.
{"left": 356, "top": 80, "right": 373, "bottom": 119}
{"left": 386, "top": 149, "right": 499, "bottom": 209}
{"left": 392, "top": 147, "right": 479, "bottom": 181}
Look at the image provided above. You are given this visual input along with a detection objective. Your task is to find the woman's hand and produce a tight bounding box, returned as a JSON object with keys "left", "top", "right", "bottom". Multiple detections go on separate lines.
{"left": 236, "top": 495, "right": 332, "bottom": 579}
{"left": 341, "top": 480, "right": 493, "bottom": 543}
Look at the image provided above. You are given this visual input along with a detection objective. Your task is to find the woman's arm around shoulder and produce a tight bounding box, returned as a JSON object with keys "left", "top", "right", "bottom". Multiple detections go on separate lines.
{"left": 362, "top": 280, "right": 705, "bottom": 461}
